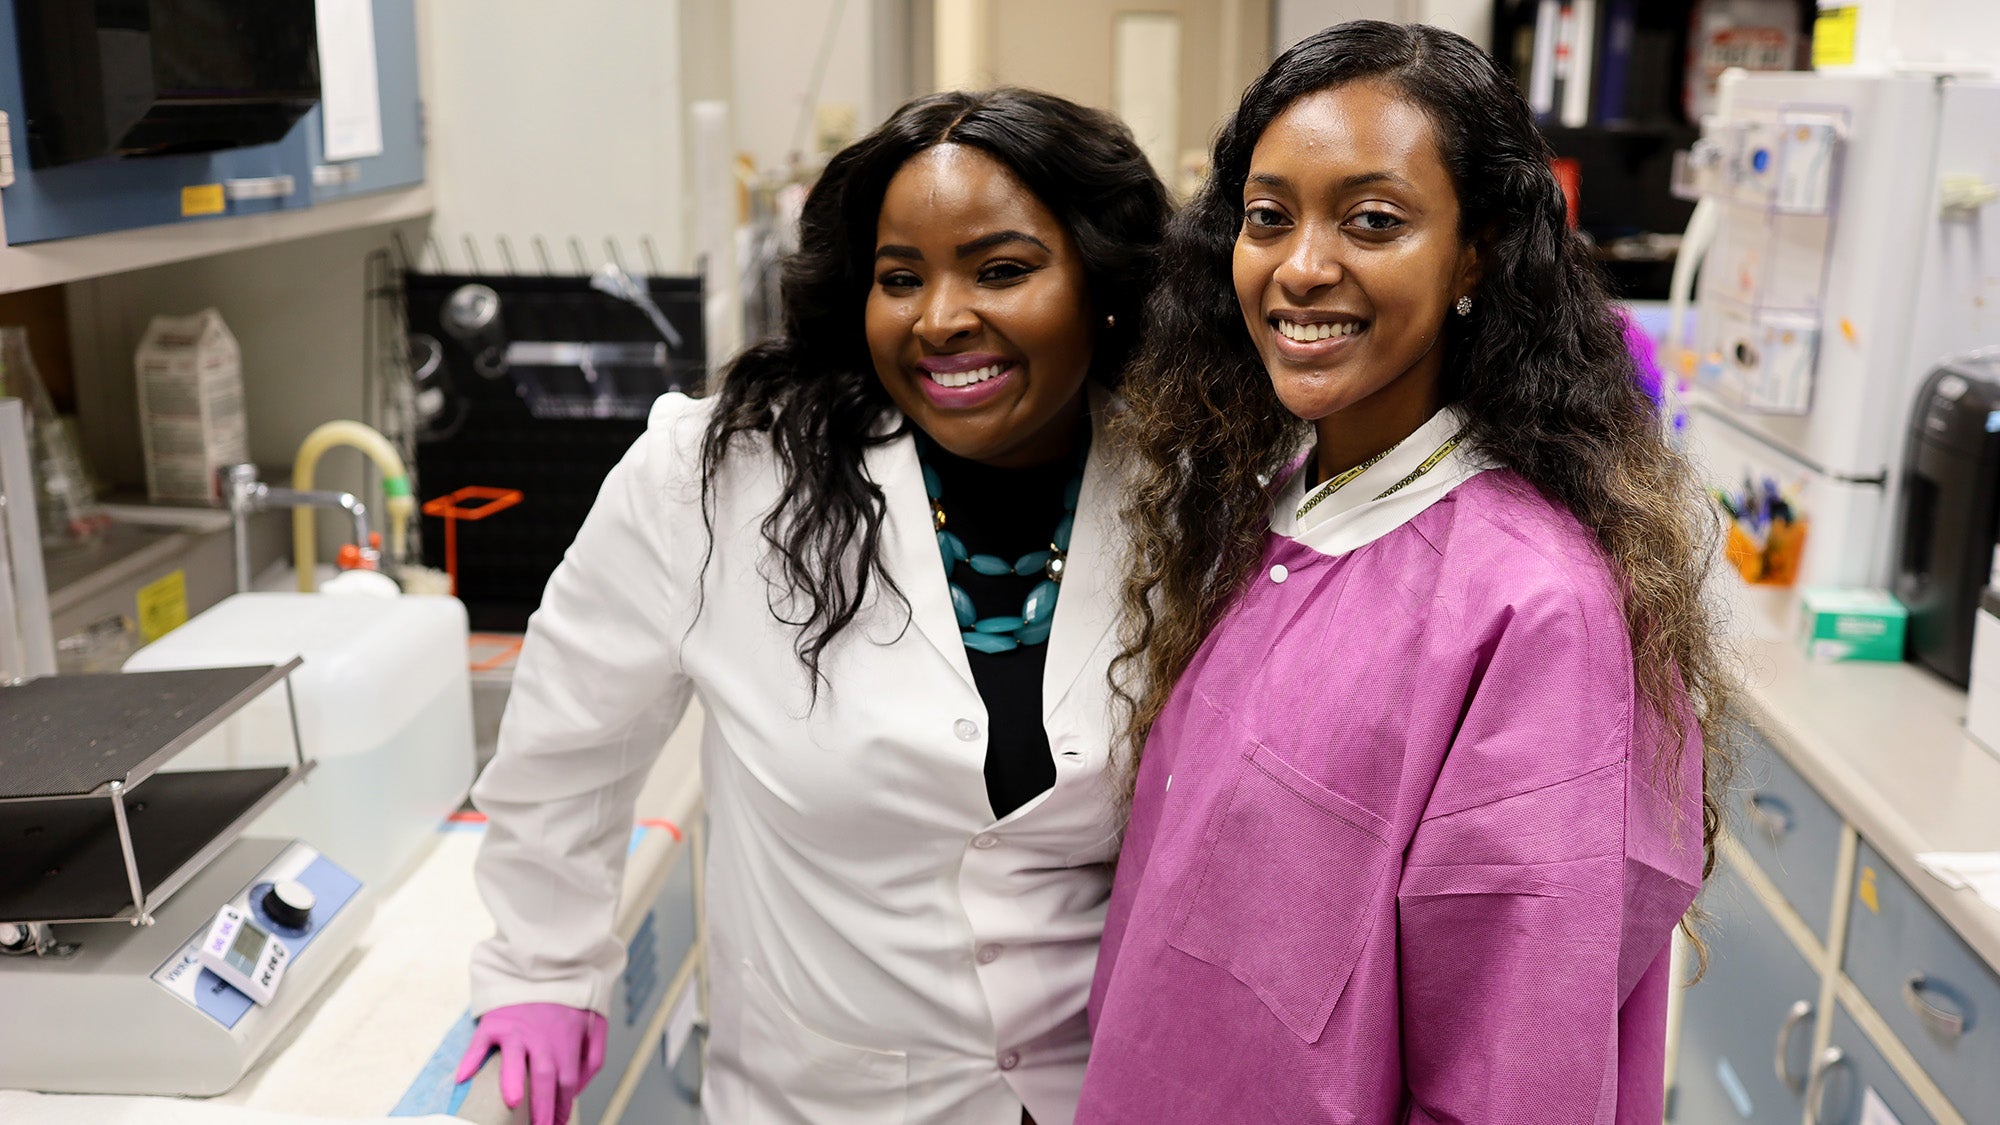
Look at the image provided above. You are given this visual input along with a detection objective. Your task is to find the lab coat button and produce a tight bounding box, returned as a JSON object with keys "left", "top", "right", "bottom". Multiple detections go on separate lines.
{"left": 972, "top": 833, "right": 999, "bottom": 850}
{"left": 999, "top": 1050, "right": 1020, "bottom": 1071}
{"left": 976, "top": 944, "right": 1002, "bottom": 964}
{"left": 1269, "top": 564, "right": 1289, "bottom": 584}
{"left": 954, "top": 719, "right": 980, "bottom": 742}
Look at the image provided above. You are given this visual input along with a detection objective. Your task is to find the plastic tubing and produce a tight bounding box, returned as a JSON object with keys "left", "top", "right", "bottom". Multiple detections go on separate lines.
{"left": 291, "top": 421, "right": 413, "bottom": 592}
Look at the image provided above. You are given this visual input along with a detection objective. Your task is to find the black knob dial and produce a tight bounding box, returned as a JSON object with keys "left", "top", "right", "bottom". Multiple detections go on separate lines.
{"left": 262, "top": 880, "right": 316, "bottom": 930}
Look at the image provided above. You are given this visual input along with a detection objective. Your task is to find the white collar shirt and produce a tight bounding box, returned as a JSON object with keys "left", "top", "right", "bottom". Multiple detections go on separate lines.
{"left": 1270, "top": 405, "right": 1485, "bottom": 556}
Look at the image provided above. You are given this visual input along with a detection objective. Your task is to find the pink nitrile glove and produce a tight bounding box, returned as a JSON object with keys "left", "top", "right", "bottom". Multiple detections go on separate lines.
{"left": 454, "top": 1002, "right": 609, "bottom": 1125}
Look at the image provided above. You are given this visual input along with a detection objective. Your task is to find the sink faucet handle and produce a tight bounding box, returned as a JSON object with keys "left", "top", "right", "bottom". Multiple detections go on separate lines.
{"left": 220, "top": 463, "right": 265, "bottom": 594}
{"left": 220, "top": 463, "right": 261, "bottom": 503}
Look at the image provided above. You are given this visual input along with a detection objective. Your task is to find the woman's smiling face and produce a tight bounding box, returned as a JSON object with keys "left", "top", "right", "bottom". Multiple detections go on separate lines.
{"left": 865, "top": 144, "right": 1096, "bottom": 468}
{"left": 1233, "top": 79, "right": 1480, "bottom": 453}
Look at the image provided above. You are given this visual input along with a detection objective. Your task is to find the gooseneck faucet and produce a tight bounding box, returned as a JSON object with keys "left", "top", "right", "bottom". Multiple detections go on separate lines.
{"left": 220, "top": 463, "right": 377, "bottom": 594}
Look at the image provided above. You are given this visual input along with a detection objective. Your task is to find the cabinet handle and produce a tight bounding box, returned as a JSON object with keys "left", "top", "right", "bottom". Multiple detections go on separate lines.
{"left": 1773, "top": 998, "right": 1813, "bottom": 1094}
{"left": 1804, "top": 1045, "right": 1848, "bottom": 1124}
{"left": 1903, "top": 974, "right": 1969, "bottom": 1040}
{"left": 1745, "top": 792, "right": 1794, "bottom": 841}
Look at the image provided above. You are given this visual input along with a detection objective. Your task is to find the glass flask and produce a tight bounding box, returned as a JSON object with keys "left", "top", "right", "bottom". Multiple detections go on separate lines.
{"left": 0, "top": 326, "right": 107, "bottom": 549}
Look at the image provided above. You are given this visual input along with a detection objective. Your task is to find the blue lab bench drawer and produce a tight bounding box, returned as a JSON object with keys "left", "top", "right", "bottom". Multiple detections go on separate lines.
{"left": 577, "top": 836, "right": 700, "bottom": 1125}
{"left": 1815, "top": 1002, "right": 1936, "bottom": 1125}
{"left": 1672, "top": 863, "right": 1821, "bottom": 1123}
{"left": 1731, "top": 726, "right": 1844, "bottom": 943}
{"left": 1843, "top": 840, "right": 1998, "bottom": 1119}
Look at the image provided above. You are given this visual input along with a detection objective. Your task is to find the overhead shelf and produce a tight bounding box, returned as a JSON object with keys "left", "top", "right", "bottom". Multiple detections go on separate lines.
{"left": 0, "top": 184, "right": 432, "bottom": 295}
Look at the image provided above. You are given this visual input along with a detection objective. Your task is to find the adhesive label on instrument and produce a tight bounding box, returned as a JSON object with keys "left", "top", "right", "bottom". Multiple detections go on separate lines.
{"left": 1860, "top": 1086, "right": 1903, "bottom": 1125}
{"left": 667, "top": 978, "right": 701, "bottom": 1065}
{"left": 1714, "top": 1055, "right": 1754, "bottom": 1118}
{"left": 180, "top": 184, "right": 226, "bottom": 216}
{"left": 1813, "top": 7, "right": 1859, "bottom": 68}
{"left": 1858, "top": 865, "right": 1880, "bottom": 914}
{"left": 137, "top": 568, "right": 189, "bottom": 641}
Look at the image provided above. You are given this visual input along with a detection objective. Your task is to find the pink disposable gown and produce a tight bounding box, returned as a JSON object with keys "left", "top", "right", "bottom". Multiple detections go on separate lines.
{"left": 1078, "top": 416, "right": 1704, "bottom": 1124}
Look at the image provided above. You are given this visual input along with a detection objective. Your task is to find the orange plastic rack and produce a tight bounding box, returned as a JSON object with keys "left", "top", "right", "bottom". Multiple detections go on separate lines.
{"left": 421, "top": 486, "right": 523, "bottom": 596}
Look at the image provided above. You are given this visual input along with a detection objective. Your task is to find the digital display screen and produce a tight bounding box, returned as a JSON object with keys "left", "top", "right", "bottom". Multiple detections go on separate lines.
{"left": 226, "top": 918, "right": 268, "bottom": 975}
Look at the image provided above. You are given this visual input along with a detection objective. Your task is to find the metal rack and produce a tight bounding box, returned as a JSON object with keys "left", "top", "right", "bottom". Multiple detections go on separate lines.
{"left": 0, "top": 660, "right": 310, "bottom": 928}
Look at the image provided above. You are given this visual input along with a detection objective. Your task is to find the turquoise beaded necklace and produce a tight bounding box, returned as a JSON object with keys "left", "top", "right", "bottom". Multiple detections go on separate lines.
{"left": 918, "top": 441, "right": 1084, "bottom": 654}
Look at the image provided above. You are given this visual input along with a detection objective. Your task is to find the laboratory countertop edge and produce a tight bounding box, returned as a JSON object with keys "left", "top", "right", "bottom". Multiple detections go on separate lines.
{"left": 1734, "top": 631, "right": 2000, "bottom": 973}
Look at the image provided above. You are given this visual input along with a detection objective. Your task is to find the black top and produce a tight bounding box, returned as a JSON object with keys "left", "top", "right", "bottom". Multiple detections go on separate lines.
{"left": 0, "top": 664, "right": 294, "bottom": 799}
{"left": 921, "top": 442, "right": 1075, "bottom": 820}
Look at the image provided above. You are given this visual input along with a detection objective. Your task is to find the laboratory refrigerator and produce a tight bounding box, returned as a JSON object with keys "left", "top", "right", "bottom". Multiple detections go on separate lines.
{"left": 1680, "top": 69, "right": 2000, "bottom": 602}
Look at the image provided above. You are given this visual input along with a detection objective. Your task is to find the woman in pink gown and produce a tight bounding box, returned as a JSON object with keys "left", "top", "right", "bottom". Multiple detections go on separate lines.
{"left": 1078, "top": 21, "right": 1737, "bottom": 1124}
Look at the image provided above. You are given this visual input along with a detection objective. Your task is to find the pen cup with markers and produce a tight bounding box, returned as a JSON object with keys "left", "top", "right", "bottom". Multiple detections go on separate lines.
{"left": 1715, "top": 478, "right": 1808, "bottom": 586}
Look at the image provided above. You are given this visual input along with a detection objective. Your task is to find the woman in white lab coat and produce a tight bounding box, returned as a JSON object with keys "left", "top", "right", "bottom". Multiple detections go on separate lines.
{"left": 457, "top": 88, "right": 1170, "bottom": 1125}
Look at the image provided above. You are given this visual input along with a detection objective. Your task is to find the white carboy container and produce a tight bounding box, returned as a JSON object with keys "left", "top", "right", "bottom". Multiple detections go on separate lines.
{"left": 124, "top": 593, "right": 476, "bottom": 887}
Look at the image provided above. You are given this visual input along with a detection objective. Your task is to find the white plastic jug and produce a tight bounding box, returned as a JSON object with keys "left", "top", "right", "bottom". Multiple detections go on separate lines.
{"left": 124, "top": 593, "right": 475, "bottom": 887}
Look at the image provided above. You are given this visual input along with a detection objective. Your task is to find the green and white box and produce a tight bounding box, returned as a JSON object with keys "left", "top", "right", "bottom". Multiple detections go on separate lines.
{"left": 1797, "top": 587, "right": 1908, "bottom": 662}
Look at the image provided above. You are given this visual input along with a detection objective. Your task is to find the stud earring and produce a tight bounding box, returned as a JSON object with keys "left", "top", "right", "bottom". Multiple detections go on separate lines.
{"left": 1454, "top": 296, "right": 1473, "bottom": 317}
{"left": 1105, "top": 314, "right": 1117, "bottom": 328}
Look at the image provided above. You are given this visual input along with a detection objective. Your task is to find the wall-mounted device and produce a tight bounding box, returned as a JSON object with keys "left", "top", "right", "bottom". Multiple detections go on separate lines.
{"left": 11, "top": 0, "right": 321, "bottom": 168}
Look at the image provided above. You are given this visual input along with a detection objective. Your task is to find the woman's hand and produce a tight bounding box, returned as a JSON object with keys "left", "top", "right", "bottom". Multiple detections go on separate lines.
{"left": 455, "top": 1002, "right": 609, "bottom": 1125}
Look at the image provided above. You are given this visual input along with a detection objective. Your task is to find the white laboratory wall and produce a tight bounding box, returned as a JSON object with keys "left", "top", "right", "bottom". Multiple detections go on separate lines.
{"left": 1114, "top": 13, "right": 1184, "bottom": 178}
{"left": 979, "top": 0, "right": 1270, "bottom": 178}
{"left": 1274, "top": 0, "right": 1492, "bottom": 52}
{"left": 420, "top": 0, "right": 693, "bottom": 273}
{"left": 732, "top": 0, "right": 889, "bottom": 176}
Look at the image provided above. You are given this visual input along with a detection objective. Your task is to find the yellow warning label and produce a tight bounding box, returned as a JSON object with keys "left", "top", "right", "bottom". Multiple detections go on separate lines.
{"left": 1814, "top": 6, "right": 1860, "bottom": 68}
{"left": 136, "top": 569, "right": 189, "bottom": 642}
{"left": 1858, "top": 865, "right": 1880, "bottom": 914}
{"left": 180, "top": 183, "right": 225, "bottom": 217}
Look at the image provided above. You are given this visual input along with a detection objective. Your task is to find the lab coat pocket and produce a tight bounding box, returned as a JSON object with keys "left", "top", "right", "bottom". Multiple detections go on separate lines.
{"left": 1168, "top": 742, "right": 1393, "bottom": 1044}
{"left": 737, "top": 959, "right": 909, "bottom": 1123}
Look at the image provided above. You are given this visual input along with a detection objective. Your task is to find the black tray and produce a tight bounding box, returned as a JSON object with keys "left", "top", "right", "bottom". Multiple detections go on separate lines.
{"left": 0, "top": 664, "right": 298, "bottom": 801}
{"left": 0, "top": 767, "right": 302, "bottom": 924}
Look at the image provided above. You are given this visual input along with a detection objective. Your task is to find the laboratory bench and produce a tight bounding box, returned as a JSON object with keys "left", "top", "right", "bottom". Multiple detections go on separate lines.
{"left": 0, "top": 707, "right": 707, "bottom": 1125}
{"left": 1673, "top": 622, "right": 2000, "bottom": 1125}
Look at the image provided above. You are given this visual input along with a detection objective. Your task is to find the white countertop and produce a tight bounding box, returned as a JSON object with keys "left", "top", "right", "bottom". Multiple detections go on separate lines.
{"left": 1736, "top": 624, "right": 2000, "bottom": 972}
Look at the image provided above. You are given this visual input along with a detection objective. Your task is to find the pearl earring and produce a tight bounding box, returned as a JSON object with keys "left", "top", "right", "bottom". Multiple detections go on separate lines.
{"left": 1105, "top": 314, "right": 1116, "bottom": 328}
{"left": 1454, "top": 296, "right": 1473, "bottom": 317}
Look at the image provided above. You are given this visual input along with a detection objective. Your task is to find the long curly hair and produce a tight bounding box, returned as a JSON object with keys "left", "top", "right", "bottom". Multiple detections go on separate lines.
{"left": 1112, "top": 21, "right": 1737, "bottom": 951}
{"left": 700, "top": 88, "right": 1169, "bottom": 691}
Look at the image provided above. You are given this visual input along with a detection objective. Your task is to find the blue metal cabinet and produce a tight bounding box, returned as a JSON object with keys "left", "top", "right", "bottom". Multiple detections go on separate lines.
{"left": 578, "top": 840, "right": 700, "bottom": 1125}
{"left": 616, "top": 996, "right": 703, "bottom": 1125}
{"left": 1731, "top": 727, "right": 1845, "bottom": 943}
{"left": 1673, "top": 862, "right": 1823, "bottom": 1123}
{"left": 300, "top": 0, "right": 426, "bottom": 203}
{"left": 1843, "top": 841, "right": 2000, "bottom": 1119}
{"left": 0, "top": 0, "right": 420, "bottom": 245}
{"left": 1807, "top": 1003, "right": 1937, "bottom": 1125}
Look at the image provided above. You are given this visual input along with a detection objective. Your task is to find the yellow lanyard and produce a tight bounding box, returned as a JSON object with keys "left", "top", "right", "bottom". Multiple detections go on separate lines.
{"left": 1295, "top": 431, "right": 1464, "bottom": 522}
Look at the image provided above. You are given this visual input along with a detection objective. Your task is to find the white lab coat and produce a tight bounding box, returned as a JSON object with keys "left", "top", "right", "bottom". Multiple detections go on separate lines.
{"left": 469, "top": 389, "right": 1129, "bottom": 1125}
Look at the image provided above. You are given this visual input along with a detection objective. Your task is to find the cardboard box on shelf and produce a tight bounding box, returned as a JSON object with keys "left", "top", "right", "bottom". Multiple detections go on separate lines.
{"left": 133, "top": 309, "right": 248, "bottom": 505}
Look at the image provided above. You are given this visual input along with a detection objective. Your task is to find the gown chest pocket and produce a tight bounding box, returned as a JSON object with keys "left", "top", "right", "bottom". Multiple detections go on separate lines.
{"left": 1168, "top": 741, "right": 1395, "bottom": 1044}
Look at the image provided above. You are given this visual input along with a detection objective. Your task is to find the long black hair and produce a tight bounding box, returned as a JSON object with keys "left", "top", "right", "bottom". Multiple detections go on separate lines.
{"left": 1113, "top": 21, "right": 1735, "bottom": 948}
{"left": 700, "top": 87, "right": 1170, "bottom": 689}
